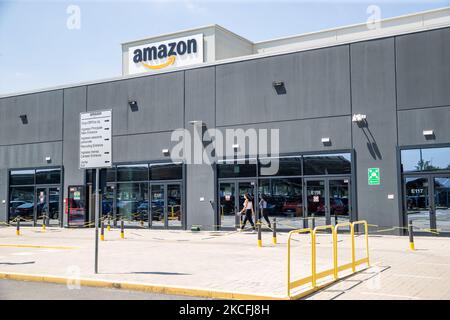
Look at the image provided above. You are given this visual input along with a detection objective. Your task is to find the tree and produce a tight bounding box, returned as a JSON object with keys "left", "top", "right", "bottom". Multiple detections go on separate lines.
{"left": 415, "top": 159, "right": 439, "bottom": 171}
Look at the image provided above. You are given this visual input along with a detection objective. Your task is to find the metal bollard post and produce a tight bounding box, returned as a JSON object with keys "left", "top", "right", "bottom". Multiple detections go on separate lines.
{"left": 107, "top": 216, "right": 111, "bottom": 231}
{"left": 120, "top": 219, "right": 125, "bottom": 239}
{"left": 42, "top": 215, "right": 46, "bottom": 232}
{"left": 257, "top": 220, "right": 262, "bottom": 248}
{"left": 100, "top": 220, "right": 105, "bottom": 241}
{"left": 408, "top": 220, "right": 415, "bottom": 251}
{"left": 16, "top": 218, "right": 20, "bottom": 236}
{"left": 312, "top": 213, "right": 316, "bottom": 230}
{"left": 272, "top": 218, "right": 277, "bottom": 245}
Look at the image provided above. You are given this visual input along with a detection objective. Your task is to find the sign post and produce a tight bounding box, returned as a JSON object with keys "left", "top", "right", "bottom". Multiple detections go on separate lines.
{"left": 79, "top": 110, "right": 112, "bottom": 274}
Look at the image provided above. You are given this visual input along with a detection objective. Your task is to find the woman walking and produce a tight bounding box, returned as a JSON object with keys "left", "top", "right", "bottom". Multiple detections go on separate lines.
{"left": 240, "top": 193, "right": 255, "bottom": 231}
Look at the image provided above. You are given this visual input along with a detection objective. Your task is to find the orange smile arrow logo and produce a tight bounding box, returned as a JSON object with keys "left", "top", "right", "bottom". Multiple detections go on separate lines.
{"left": 142, "top": 56, "right": 176, "bottom": 70}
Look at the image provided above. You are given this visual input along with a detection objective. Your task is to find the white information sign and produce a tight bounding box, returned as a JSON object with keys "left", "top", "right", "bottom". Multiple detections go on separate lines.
{"left": 79, "top": 110, "right": 112, "bottom": 169}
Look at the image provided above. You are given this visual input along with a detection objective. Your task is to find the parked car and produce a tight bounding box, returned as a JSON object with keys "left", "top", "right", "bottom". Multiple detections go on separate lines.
{"left": 136, "top": 201, "right": 149, "bottom": 221}
{"left": 317, "top": 198, "right": 346, "bottom": 215}
{"left": 14, "top": 202, "right": 34, "bottom": 220}
{"left": 281, "top": 199, "right": 303, "bottom": 216}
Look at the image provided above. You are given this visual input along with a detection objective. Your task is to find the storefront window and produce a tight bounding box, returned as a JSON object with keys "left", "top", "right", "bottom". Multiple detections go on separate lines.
{"left": 303, "top": 153, "right": 351, "bottom": 175}
{"left": 401, "top": 147, "right": 450, "bottom": 172}
{"left": 36, "top": 168, "right": 61, "bottom": 185}
{"left": 9, "top": 170, "right": 34, "bottom": 185}
{"left": 218, "top": 160, "right": 257, "bottom": 178}
{"left": 9, "top": 186, "right": 35, "bottom": 221}
{"left": 258, "top": 178, "right": 303, "bottom": 228}
{"left": 86, "top": 168, "right": 117, "bottom": 183}
{"left": 258, "top": 157, "right": 302, "bottom": 177}
{"left": 117, "top": 164, "right": 148, "bottom": 182}
{"left": 150, "top": 163, "right": 182, "bottom": 180}
{"left": 8, "top": 168, "right": 62, "bottom": 225}
{"left": 116, "top": 183, "right": 148, "bottom": 222}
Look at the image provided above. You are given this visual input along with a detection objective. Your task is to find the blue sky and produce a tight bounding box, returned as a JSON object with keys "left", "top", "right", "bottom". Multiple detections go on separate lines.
{"left": 0, "top": 0, "right": 449, "bottom": 95}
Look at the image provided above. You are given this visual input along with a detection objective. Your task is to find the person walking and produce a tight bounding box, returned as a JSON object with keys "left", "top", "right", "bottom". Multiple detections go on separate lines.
{"left": 259, "top": 195, "right": 271, "bottom": 228}
{"left": 240, "top": 193, "right": 255, "bottom": 231}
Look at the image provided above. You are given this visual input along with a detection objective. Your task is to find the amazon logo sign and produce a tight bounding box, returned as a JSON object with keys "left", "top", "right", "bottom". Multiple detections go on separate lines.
{"left": 128, "top": 34, "right": 204, "bottom": 75}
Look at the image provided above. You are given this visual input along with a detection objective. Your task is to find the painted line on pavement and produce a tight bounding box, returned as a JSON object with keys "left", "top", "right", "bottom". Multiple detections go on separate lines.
{"left": 0, "top": 244, "right": 77, "bottom": 250}
{"left": 418, "top": 262, "right": 450, "bottom": 267}
{"left": 359, "top": 292, "right": 420, "bottom": 300}
{"left": 391, "top": 273, "right": 442, "bottom": 280}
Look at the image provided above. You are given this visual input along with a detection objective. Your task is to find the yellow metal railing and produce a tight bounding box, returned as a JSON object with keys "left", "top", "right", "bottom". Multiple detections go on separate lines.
{"left": 287, "top": 228, "right": 314, "bottom": 297}
{"left": 313, "top": 225, "right": 337, "bottom": 283}
{"left": 287, "top": 220, "right": 370, "bottom": 298}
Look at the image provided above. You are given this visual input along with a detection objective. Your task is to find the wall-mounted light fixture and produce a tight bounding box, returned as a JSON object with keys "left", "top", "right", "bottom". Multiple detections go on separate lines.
{"left": 162, "top": 148, "right": 170, "bottom": 156}
{"left": 321, "top": 137, "right": 331, "bottom": 146}
{"left": 232, "top": 144, "right": 239, "bottom": 151}
{"left": 423, "top": 130, "right": 435, "bottom": 140}
{"left": 45, "top": 156, "right": 51, "bottom": 163}
{"left": 272, "top": 81, "right": 286, "bottom": 95}
{"left": 128, "top": 100, "right": 138, "bottom": 112}
{"left": 352, "top": 114, "right": 367, "bottom": 123}
{"left": 19, "top": 114, "right": 28, "bottom": 124}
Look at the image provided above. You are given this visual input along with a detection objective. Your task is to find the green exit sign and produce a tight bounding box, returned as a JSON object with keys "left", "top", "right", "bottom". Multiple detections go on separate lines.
{"left": 368, "top": 168, "right": 380, "bottom": 185}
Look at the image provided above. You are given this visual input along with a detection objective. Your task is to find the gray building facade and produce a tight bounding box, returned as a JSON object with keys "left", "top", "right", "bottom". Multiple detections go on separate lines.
{"left": 1, "top": 10, "right": 450, "bottom": 235}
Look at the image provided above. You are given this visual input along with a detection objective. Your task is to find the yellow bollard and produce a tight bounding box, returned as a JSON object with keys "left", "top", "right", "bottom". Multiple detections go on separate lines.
{"left": 16, "top": 219, "right": 20, "bottom": 236}
{"left": 107, "top": 216, "right": 111, "bottom": 231}
{"left": 272, "top": 218, "right": 277, "bottom": 245}
{"left": 120, "top": 220, "right": 124, "bottom": 239}
{"left": 100, "top": 221, "right": 105, "bottom": 241}
{"left": 408, "top": 220, "right": 415, "bottom": 251}
{"left": 351, "top": 223, "right": 356, "bottom": 272}
{"left": 257, "top": 221, "right": 262, "bottom": 248}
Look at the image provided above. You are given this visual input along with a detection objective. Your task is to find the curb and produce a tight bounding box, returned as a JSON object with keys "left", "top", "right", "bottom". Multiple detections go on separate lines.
{"left": 0, "top": 267, "right": 370, "bottom": 300}
{"left": 0, "top": 272, "right": 286, "bottom": 300}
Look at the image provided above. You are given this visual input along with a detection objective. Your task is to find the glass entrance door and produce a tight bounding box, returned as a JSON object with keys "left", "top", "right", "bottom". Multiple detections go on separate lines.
{"left": 218, "top": 180, "right": 256, "bottom": 229}
{"left": 150, "top": 183, "right": 183, "bottom": 229}
{"left": 35, "top": 187, "right": 60, "bottom": 227}
{"left": 150, "top": 184, "right": 165, "bottom": 228}
{"left": 238, "top": 181, "right": 256, "bottom": 229}
{"left": 219, "top": 182, "right": 236, "bottom": 228}
{"left": 305, "top": 178, "right": 351, "bottom": 228}
{"left": 167, "top": 184, "right": 182, "bottom": 228}
{"left": 36, "top": 188, "right": 47, "bottom": 227}
{"left": 434, "top": 176, "right": 450, "bottom": 233}
{"left": 102, "top": 184, "right": 115, "bottom": 225}
{"left": 404, "top": 175, "right": 450, "bottom": 234}
{"left": 305, "top": 180, "right": 327, "bottom": 227}
{"left": 328, "top": 179, "right": 351, "bottom": 225}
{"left": 405, "top": 176, "right": 431, "bottom": 231}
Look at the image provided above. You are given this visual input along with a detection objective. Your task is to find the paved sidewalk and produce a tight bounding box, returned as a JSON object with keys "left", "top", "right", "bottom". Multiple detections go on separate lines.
{"left": 0, "top": 226, "right": 449, "bottom": 299}
{"left": 307, "top": 235, "right": 450, "bottom": 300}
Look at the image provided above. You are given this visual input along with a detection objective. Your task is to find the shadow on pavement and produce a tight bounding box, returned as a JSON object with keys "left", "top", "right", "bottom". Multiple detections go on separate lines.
{"left": 0, "top": 261, "right": 35, "bottom": 265}
{"left": 103, "top": 271, "right": 191, "bottom": 276}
